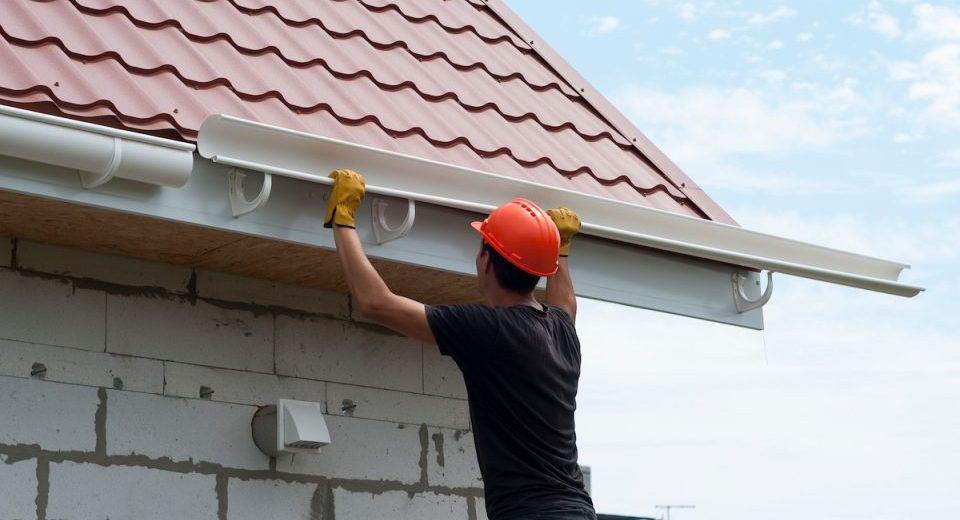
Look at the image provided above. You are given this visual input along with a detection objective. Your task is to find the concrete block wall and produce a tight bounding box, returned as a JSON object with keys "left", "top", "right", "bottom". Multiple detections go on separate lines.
{"left": 0, "top": 238, "right": 485, "bottom": 520}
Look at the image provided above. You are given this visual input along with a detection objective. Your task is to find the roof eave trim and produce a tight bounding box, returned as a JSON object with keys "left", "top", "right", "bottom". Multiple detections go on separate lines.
{"left": 197, "top": 114, "right": 923, "bottom": 298}
{"left": 0, "top": 104, "right": 194, "bottom": 188}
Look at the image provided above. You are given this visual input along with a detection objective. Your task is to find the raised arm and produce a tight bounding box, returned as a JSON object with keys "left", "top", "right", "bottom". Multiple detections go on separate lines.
{"left": 326, "top": 170, "right": 435, "bottom": 344}
{"left": 545, "top": 207, "right": 581, "bottom": 323}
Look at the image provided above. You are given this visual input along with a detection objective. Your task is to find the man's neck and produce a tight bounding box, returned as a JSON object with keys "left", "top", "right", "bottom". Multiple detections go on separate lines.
{"left": 486, "top": 288, "right": 541, "bottom": 310}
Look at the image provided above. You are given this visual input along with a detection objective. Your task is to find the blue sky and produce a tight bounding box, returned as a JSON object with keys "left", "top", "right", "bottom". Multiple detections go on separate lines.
{"left": 506, "top": 1, "right": 959, "bottom": 518}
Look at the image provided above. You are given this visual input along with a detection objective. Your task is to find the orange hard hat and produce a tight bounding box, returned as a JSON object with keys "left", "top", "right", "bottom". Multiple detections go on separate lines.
{"left": 471, "top": 198, "right": 560, "bottom": 276}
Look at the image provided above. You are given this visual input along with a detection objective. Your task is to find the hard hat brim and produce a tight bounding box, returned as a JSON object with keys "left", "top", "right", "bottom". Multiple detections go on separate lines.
{"left": 469, "top": 220, "right": 558, "bottom": 277}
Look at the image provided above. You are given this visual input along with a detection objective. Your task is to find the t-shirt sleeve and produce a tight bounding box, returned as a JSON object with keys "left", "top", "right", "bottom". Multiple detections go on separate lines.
{"left": 426, "top": 304, "right": 500, "bottom": 366}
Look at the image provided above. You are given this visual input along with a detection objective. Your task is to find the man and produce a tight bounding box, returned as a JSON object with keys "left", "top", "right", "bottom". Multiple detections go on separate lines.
{"left": 326, "top": 169, "right": 596, "bottom": 520}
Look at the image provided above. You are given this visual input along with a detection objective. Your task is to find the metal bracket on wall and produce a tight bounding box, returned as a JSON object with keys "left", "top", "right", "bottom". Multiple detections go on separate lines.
{"left": 372, "top": 197, "right": 415, "bottom": 244}
{"left": 229, "top": 168, "right": 272, "bottom": 217}
{"left": 732, "top": 271, "right": 773, "bottom": 313}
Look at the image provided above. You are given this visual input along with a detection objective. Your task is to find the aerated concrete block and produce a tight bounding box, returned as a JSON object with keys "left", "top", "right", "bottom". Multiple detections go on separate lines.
{"left": 16, "top": 241, "right": 193, "bottom": 292}
{"left": 47, "top": 461, "right": 217, "bottom": 520}
{"left": 0, "top": 376, "right": 98, "bottom": 451}
{"left": 332, "top": 489, "right": 468, "bottom": 520}
{"left": 327, "top": 383, "right": 469, "bottom": 430}
{"left": 107, "top": 390, "right": 267, "bottom": 471}
{"left": 422, "top": 343, "right": 468, "bottom": 399}
{"left": 275, "top": 415, "right": 422, "bottom": 484}
{"left": 106, "top": 294, "right": 273, "bottom": 372}
{"left": 164, "top": 362, "right": 326, "bottom": 407}
{"left": 475, "top": 496, "right": 489, "bottom": 520}
{"left": 0, "top": 455, "right": 38, "bottom": 520}
{"left": 228, "top": 478, "right": 322, "bottom": 520}
{"left": 196, "top": 269, "right": 349, "bottom": 318}
{"left": 427, "top": 427, "right": 482, "bottom": 489}
{"left": 0, "top": 269, "right": 105, "bottom": 352}
{"left": 275, "top": 315, "right": 422, "bottom": 393}
{"left": 0, "top": 339, "right": 163, "bottom": 393}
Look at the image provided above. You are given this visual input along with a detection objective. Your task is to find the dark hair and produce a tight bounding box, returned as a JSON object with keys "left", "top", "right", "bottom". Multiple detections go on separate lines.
{"left": 482, "top": 242, "right": 540, "bottom": 294}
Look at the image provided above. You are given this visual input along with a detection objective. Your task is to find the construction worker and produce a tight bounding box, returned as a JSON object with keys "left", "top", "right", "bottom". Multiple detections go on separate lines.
{"left": 326, "top": 169, "right": 596, "bottom": 520}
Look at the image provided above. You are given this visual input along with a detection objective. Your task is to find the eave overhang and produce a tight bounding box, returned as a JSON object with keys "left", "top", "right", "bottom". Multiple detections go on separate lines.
{"left": 0, "top": 108, "right": 923, "bottom": 331}
{"left": 198, "top": 115, "right": 923, "bottom": 298}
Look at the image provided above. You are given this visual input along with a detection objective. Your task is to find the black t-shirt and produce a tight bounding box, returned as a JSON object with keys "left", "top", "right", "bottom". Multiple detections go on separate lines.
{"left": 426, "top": 303, "right": 595, "bottom": 520}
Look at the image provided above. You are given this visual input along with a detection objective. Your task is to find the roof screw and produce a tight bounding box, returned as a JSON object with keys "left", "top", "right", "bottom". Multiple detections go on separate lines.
{"left": 199, "top": 385, "right": 215, "bottom": 399}
{"left": 54, "top": 81, "right": 60, "bottom": 87}
{"left": 173, "top": 108, "right": 179, "bottom": 114}
{"left": 113, "top": 377, "right": 124, "bottom": 390}
{"left": 681, "top": 182, "right": 686, "bottom": 187}
{"left": 580, "top": 88, "right": 585, "bottom": 92}
{"left": 632, "top": 137, "right": 637, "bottom": 142}
{"left": 341, "top": 399, "right": 357, "bottom": 416}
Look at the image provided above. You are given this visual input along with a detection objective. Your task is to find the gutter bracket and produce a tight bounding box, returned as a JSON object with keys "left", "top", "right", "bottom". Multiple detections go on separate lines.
{"left": 733, "top": 271, "right": 773, "bottom": 313}
{"left": 229, "top": 168, "right": 272, "bottom": 217}
{"left": 79, "top": 136, "right": 121, "bottom": 188}
{"left": 372, "top": 198, "right": 415, "bottom": 244}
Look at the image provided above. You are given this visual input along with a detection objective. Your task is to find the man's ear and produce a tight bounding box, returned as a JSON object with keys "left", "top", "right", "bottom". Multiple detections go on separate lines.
{"left": 480, "top": 252, "right": 492, "bottom": 274}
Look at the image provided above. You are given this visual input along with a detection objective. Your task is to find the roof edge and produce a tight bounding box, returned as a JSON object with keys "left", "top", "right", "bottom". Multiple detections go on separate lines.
{"left": 482, "top": 0, "right": 737, "bottom": 225}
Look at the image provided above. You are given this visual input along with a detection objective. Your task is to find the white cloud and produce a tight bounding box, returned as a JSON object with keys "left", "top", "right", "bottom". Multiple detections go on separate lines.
{"left": 812, "top": 52, "right": 848, "bottom": 70}
{"left": 902, "top": 176, "right": 960, "bottom": 202}
{"left": 586, "top": 16, "right": 621, "bottom": 36}
{"left": 657, "top": 46, "right": 684, "bottom": 56}
{"left": 852, "top": 0, "right": 903, "bottom": 37}
{"left": 767, "top": 39, "right": 784, "bottom": 49}
{"left": 611, "top": 81, "right": 868, "bottom": 164}
{"left": 679, "top": 2, "right": 699, "bottom": 22}
{"left": 761, "top": 69, "right": 788, "bottom": 82}
{"left": 748, "top": 6, "right": 797, "bottom": 25}
{"left": 687, "top": 162, "right": 814, "bottom": 193}
{"left": 913, "top": 3, "right": 960, "bottom": 39}
{"left": 893, "top": 131, "right": 923, "bottom": 142}
{"left": 887, "top": 44, "right": 960, "bottom": 126}
{"left": 733, "top": 209, "right": 960, "bottom": 263}
{"left": 943, "top": 148, "right": 960, "bottom": 164}
{"left": 708, "top": 28, "right": 731, "bottom": 40}
{"left": 577, "top": 281, "right": 960, "bottom": 517}
{"left": 796, "top": 32, "right": 814, "bottom": 42}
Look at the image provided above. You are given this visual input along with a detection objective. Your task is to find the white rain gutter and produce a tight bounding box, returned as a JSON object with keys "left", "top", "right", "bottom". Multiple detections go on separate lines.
{"left": 197, "top": 115, "right": 923, "bottom": 298}
{"left": 0, "top": 104, "right": 194, "bottom": 188}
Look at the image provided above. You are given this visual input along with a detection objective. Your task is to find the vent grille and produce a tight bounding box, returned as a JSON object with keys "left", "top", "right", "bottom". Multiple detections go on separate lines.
{"left": 288, "top": 441, "right": 323, "bottom": 450}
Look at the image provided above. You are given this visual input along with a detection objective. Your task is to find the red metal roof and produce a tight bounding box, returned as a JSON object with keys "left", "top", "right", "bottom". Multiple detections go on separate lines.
{"left": 0, "top": 0, "right": 735, "bottom": 222}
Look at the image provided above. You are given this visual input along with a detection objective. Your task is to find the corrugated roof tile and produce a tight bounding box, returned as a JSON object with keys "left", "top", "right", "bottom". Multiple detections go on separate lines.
{"left": 0, "top": 0, "right": 728, "bottom": 221}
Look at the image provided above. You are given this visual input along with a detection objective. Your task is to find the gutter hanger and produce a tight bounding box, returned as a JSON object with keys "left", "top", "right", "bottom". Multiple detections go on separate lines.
{"left": 0, "top": 105, "right": 194, "bottom": 188}
{"left": 192, "top": 114, "right": 914, "bottom": 298}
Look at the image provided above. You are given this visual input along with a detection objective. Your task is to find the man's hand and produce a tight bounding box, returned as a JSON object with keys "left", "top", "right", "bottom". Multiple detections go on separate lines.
{"left": 547, "top": 207, "right": 581, "bottom": 257}
{"left": 324, "top": 169, "right": 366, "bottom": 228}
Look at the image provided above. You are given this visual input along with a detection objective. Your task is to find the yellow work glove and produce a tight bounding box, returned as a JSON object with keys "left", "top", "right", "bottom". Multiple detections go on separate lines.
{"left": 547, "top": 207, "right": 581, "bottom": 257}
{"left": 324, "top": 169, "right": 366, "bottom": 228}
